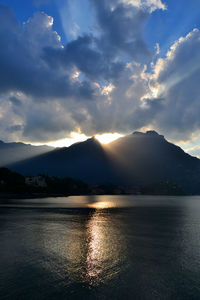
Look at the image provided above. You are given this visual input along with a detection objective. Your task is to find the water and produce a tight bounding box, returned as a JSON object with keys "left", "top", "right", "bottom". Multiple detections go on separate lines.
{"left": 1, "top": 195, "right": 200, "bottom": 299}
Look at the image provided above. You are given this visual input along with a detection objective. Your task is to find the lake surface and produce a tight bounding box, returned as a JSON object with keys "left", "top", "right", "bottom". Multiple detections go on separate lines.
{"left": 1, "top": 195, "right": 200, "bottom": 299}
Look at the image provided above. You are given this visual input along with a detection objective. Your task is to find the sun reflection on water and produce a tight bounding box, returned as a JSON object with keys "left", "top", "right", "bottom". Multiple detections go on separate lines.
{"left": 86, "top": 214, "right": 105, "bottom": 283}
{"left": 87, "top": 201, "right": 117, "bottom": 209}
{"left": 84, "top": 208, "right": 127, "bottom": 286}
{"left": 85, "top": 199, "right": 119, "bottom": 286}
{"left": 40, "top": 200, "right": 128, "bottom": 288}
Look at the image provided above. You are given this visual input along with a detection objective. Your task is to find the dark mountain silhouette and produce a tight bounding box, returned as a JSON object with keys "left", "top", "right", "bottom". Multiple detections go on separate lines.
{"left": 6, "top": 131, "right": 200, "bottom": 194}
{"left": 105, "top": 131, "right": 200, "bottom": 193}
{"left": 0, "top": 140, "right": 53, "bottom": 166}
{"left": 8, "top": 137, "right": 114, "bottom": 183}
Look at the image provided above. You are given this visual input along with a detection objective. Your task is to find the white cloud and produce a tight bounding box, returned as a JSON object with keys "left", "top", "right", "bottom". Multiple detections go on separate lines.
{"left": 120, "top": 0, "right": 166, "bottom": 11}
{"left": 23, "top": 11, "right": 62, "bottom": 56}
{"left": 101, "top": 83, "right": 115, "bottom": 96}
{"left": 146, "top": 28, "right": 200, "bottom": 140}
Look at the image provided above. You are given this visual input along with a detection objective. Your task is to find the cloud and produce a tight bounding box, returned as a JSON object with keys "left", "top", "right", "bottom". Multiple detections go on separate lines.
{"left": 119, "top": 0, "right": 166, "bottom": 12}
{"left": 146, "top": 29, "right": 200, "bottom": 141}
{"left": 43, "top": 35, "right": 125, "bottom": 82}
{"left": 2, "top": 1, "right": 200, "bottom": 146}
{"left": 185, "top": 145, "right": 200, "bottom": 158}
{"left": 0, "top": 6, "right": 95, "bottom": 100}
{"left": 0, "top": 2, "right": 156, "bottom": 142}
{"left": 91, "top": 0, "right": 151, "bottom": 61}
{"left": 71, "top": 62, "right": 152, "bottom": 135}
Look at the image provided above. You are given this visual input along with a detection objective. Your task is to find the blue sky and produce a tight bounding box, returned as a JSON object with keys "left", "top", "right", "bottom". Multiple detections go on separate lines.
{"left": 145, "top": 0, "right": 200, "bottom": 52}
{"left": 0, "top": 0, "right": 200, "bottom": 155}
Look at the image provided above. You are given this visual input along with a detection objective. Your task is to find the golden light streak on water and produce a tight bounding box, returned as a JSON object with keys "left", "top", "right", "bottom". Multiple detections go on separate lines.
{"left": 87, "top": 201, "right": 117, "bottom": 209}
{"left": 84, "top": 208, "right": 127, "bottom": 286}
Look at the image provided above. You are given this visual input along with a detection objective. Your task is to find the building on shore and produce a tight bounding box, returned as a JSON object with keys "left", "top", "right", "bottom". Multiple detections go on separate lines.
{"left": 25, "top": 175, "right": 47, "bottom": 187}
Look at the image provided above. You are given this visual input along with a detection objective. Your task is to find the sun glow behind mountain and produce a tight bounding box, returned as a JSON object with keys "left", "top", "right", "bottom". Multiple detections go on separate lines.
{"left": 95, "top": 133, "right": 123, "bottom": 144}
{"left": 40, "top": 132, "right": 123, "bottom": 148}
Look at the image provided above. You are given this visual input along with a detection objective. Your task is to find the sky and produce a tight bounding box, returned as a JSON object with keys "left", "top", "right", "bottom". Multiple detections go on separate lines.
{"left": 0, "top": 0, "right": 200, "bottom": 155}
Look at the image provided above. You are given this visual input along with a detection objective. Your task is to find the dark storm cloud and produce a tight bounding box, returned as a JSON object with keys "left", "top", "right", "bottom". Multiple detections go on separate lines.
{"left": 91, "top": 0, "right": 150, "bottom": 60}
{"left": 7, "top": 124, "right": 24, "bottom": 133}
{"left": 9, "top": 97, "right": 22, "bottom": 106}
{"left": 43, "top": 0, "right": 150, "bottom": 81}
{"left": 0, "top": 5, "right": 95, "bottom": 100}
{"left": 0, "top": 3, "right": 150, "bottom": 100}
{"left": 43, "top": 35, "right": 125, "bottom": 81}
{"left": 22, "top": 109, "right": 76, "bottom": 142}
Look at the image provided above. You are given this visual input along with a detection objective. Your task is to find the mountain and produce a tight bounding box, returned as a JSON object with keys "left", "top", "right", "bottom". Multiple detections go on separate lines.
{"left": 105, "top": 131, "right": 200, "bottom": 193}
{"left": 6, "top": 131, "right": 200, "bottom": 194}
{"left": 8, "top": 137, "right": 114, "bottom": 183}
{"left": 0, "top": 140, "right": 53, "bottom": 166}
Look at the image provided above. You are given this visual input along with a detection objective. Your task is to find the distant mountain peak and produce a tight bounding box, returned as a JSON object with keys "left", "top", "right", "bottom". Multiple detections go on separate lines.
{"left": 0, "top": 140, "right": 53, "bottom": 167}
{"left": 146, "top": 130, "right": 159, "bottom": 135}
{"left": 132, "top": 131, "right": 145, "bottom": 136}
{"left": 132, "top": 130, "right": 164, "bottom": 138}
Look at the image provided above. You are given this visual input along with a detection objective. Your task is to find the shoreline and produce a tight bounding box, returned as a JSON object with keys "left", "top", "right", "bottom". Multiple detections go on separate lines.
{"left": 0, "top": 193, "right": 71, "bottom": 199}
{"left": 0, "top": 192, "right": 194, "bottom": 199}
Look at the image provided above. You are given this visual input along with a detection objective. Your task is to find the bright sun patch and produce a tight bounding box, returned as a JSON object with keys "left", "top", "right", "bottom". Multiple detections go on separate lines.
{"left": 95, "top": 133, "right": 122, "bottom": 144}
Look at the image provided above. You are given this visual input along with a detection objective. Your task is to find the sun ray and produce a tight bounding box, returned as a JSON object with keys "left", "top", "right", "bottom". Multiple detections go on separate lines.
{"left": 95, "top": 133, "right": 123, "bottom": 144}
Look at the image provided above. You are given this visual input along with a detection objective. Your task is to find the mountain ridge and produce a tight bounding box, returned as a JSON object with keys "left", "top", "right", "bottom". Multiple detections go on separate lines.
{"left": 4, "top": 131, "right": 200, "bottom": 194}
{"left": 0, "top": 140, "right": 53, "bottom": 167}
